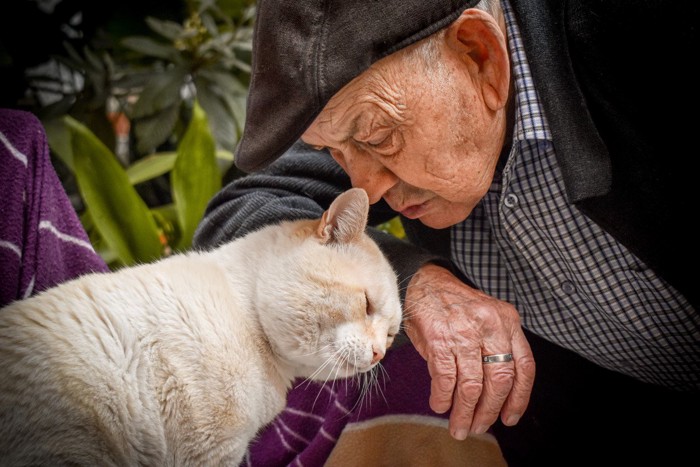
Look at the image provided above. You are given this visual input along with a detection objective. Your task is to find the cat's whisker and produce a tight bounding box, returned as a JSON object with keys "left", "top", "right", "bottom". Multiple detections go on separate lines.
{"left": 360, "top": 371, "right": 374, "bottom": 413}
{"left": 314, "top": 344, "right": 348, "bottom": 387}
{"left": 348, "top": 374, "right": 365, "bottom": 414}
{"left": 361, "top": 371, "right": 375, "bottom": 412}
{"left": 373, "top": 364, "right": 389, "bottom": 406}
{"left": 308, "top": 350, "right": 345, "bottom": 411}
{"left": 400, "top": 297, "right": 425, "bottom": 316}
{"left": 303, "top": 348, "right": 338, "bottom": 381}
{"left": 298, "top": 342, "right": 334, "bottom": 358}
{"left": 315, "top": 346, "right": 353, "bottom": 413}
{"left": 396, "top": 274, "right": 413, "bottom": 290}
{"left": 353, "top": 369, "right": 378, "bottom": 415}
{"left": 377, "top": 360, "right": 390, "bottom": 385}
{"left": 297, "top": 348, "right": 340, "bottom": 390}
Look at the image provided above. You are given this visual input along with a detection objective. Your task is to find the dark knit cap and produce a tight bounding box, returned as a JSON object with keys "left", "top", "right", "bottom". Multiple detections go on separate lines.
{"left": 235, "top": 0, "right": 480, "bottom": 172}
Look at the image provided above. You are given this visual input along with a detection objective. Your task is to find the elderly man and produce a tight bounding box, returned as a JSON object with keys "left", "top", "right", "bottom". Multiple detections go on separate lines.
{"left": 194, "top": 0, "right": 698, "bottom": 465}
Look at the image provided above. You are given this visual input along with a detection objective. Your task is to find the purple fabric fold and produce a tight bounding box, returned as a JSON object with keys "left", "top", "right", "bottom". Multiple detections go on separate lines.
{"left": 0, "top": 108, "right": 108, "bottom": 307}
{"left": 244, "top": 342, "right": 444, "bottom": 466}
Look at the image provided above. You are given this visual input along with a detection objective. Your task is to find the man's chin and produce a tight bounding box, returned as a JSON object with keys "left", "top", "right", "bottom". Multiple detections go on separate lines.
{"left": 418, "top": 214, "right": 468, "bottom": 230}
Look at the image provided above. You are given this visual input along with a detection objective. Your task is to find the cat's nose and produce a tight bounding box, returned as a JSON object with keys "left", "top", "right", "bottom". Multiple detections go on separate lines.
{"left": 371, "top": 348, "right": 384, "bottom": 365}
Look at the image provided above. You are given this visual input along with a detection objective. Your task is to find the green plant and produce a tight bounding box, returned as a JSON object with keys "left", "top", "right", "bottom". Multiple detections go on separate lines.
{"left": 119, "top": 0, "right": 254, "bottom": 156}
{"left": 30, "top": 0, "right": 407, "bottom": 269}
{"left": 26, "top": 0, "right": 254, "bottom": 270}
{"left": 377, "top": 217, "right": 406, "bottom": 239}
{"left": 47, "top": 101, "right": 229, "bottom": 269}
{"left": 31, "top": 0, "right": 254, "bottom": 159}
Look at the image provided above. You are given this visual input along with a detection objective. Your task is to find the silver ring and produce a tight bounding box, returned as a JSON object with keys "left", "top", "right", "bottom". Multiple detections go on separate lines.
{"left": 482, "top": 353, "right": 513, "bottom": 364}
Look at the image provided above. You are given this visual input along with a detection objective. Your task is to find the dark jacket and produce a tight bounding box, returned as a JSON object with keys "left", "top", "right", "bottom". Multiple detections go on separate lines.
{"left": 194, "top": 0, "right": 698, "bottom": 309}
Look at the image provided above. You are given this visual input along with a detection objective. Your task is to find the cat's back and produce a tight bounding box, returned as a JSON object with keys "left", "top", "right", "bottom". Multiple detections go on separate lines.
{"left": 0, "top": 267, "right": 164, "bottom": 464}
{"left": 0, "top": 253, "right": 267, "bottom": 465}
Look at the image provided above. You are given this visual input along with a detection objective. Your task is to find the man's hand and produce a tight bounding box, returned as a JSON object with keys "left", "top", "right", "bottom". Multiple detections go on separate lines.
{"left": 403, "top": 263, "right": 535, "bottom": 440}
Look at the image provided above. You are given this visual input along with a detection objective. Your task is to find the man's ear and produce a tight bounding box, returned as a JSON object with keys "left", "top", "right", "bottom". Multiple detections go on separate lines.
{"left": 445, "top": 9, "right": 510, "bottom": 111}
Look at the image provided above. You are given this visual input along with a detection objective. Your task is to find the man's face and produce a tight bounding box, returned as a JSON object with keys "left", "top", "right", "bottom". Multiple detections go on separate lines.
{"left": 301, "top": 39, "right": 507, "bottom": 229}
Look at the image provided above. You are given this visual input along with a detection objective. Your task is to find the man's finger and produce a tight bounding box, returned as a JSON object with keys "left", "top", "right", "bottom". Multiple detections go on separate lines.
{"left": 471, "top": 358, "right": 515, "bottom": 433}
{"left": 427, "top": 350, "right": 458, "bottom": 414}
{"left": 448, "top": 349, "right": 483, "bottom": 439}
{"left": 501, "top": 332, "right": 535, "bottom": 425}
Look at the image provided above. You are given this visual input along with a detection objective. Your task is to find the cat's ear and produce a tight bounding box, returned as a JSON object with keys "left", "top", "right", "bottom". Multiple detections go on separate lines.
{"left": 317, "top": 188, "right": 370, "bottom": 244}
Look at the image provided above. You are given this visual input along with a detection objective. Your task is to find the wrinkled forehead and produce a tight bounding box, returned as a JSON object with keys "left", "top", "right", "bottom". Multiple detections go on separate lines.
{"left": 302, "top": 56, "right": 410, "bottom": 143}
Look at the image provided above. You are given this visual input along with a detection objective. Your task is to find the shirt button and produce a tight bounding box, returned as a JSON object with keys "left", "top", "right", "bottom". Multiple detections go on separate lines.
{"left": 504, "top": 193, "right": 519, "bottom": 208}
{"left": 561, "top": 280, "right": 576, "bottom": 295}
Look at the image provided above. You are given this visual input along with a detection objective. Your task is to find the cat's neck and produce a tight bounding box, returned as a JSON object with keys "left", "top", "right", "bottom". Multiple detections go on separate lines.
{"left": 206, "top": 220, "right": 315, "bottom": 385}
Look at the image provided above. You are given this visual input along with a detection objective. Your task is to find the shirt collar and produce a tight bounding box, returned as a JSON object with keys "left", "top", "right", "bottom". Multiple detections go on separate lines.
{"left": 502, "top": 0, "right": 551, "bottom": 142}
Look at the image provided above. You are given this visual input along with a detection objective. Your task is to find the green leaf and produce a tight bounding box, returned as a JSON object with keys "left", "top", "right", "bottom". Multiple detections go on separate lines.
{"left": 151, "top": 203, "right": 180, "bottom": 249}
{"left": 121, "top": 36, "right": 178, "bottom": 61}
{"left": 171, "top": 101, "right": 221, "bottom": 251}
{"left": 83, "top": 47, "right": 104, "bottom": 73}
{"left": 133, "top": 103, "right": 181, "bottom": 154}
{"left": 65, "top": 116, "right": 163, "bottom": 265}
{"left": 130, "top": 67, "right": 187, "bottom": 118}
{"left": 377, "top": 217, "right": 406, "bottom": 239}
{"left": 126, "top": 152, "right": 177, "bottom": 185}
{"left": 145, "top": 17, "right": 185, "bottom": 41}
{"left": 125, "top": 150, "right": 231, "bottom": 185}
{"left": 197, "top": 68, "right": 247, "bottom": 95}
{"left": 194, "top": 77, "right": 238, "bottom": 151}
{"left": 44, "top": 117, "right": 74, "bottom": 172}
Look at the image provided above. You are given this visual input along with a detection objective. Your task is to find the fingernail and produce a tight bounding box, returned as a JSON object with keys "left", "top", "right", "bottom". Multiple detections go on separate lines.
{"left": 472, "top": 424, "right": 488, "bottom": 435}
{"left": 505, "top": 414, "right": 521, "bottom": 426}
{"left": 454, "top": 429, "right": 468, "bottom": 441}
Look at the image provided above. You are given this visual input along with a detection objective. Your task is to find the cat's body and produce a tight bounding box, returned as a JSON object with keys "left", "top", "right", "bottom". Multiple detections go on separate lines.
{"left": 0, "top": 188, "right": 402, "bottom": 466}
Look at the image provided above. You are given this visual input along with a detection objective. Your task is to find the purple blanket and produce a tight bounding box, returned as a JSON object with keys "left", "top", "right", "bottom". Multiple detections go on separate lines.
{"left": 0, "top": 108, "right": 108, "bottom": 308}
{"left": 243, "top": 340, "right": 447, "bottom": 466}
{"left": 0, "top": 108, "right": 469, "bottom": 466}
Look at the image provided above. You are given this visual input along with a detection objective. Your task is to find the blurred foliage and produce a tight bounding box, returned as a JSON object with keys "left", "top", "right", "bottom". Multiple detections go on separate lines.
{"left": 117, "top": 0, "right": 253, "bottom": 156}
{"left": 27, "top": 0, "right": 254, "bottom": 160}
{"left": 1, "top": 0, "right": 405, "bottom": 268}
{"left": 377, "top": 217, "right": 406, "bottom": 240}
{"left": 48, "top": 102, "right": 226, "bottom": 269}
{"left": 0, "top": 0, "right": 254, "bottom": 268}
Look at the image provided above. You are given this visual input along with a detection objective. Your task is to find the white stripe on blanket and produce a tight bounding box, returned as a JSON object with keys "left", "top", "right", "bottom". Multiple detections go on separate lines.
{"left": 319, "top": 427, "right": 337, "bottom": 443}
{"left": 0, "top": 240, "right": 22, "bottom": 258}
{"left": 283, "top": 407, "right": 325, "bottom": 422}
{"left": 0, "top": 129, "right": 28, "bottom": 167}
{"left": 39, "top": 220, "right": 95, "bottom": 252}
{"left": 273, "top": 423, "right": 298, "bottom": 453}
{"left": 333, "top": 399, "right": 351, "bottom": 415}
{"left": 23, "top": 275, "right": 35, "bottom": 299}
{"left": 278, "top": 418, "right": 311, "bottom": 444}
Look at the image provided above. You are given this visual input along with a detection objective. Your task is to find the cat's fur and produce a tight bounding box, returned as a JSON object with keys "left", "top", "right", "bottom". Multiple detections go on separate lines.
{"left": 0, "top": 188, "right": 402, "bottom": 466}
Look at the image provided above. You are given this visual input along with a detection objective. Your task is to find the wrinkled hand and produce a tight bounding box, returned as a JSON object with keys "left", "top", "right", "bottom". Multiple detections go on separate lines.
{"left": 403, "top": 263, "right": 535, "bottom": 440}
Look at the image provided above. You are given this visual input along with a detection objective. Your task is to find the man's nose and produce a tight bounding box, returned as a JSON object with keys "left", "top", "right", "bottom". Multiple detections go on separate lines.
{"left": 348, "top": 158, "right": 398, "bottom": 204}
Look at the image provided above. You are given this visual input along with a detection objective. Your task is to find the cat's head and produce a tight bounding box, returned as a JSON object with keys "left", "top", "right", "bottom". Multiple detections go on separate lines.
{"left": 257, "top": 188, "right": 403, "bottom": 381}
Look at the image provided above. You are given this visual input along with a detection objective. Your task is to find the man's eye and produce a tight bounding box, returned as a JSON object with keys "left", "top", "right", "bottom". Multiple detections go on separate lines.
{"left": 358, "top": 130, "right": 398, "bottom": 154}
{"left": 367, "top": 132, "right": 391, "bottom": 147}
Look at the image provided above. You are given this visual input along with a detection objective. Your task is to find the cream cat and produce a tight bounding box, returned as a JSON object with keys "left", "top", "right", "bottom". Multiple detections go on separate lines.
{"left": 0, "top": 188, "right": 402, "bottom": 466}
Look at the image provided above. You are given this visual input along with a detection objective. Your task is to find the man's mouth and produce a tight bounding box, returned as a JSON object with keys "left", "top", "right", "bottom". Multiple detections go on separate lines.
{"left": 398, "top": 201, "right": 429, "bottom": 219}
